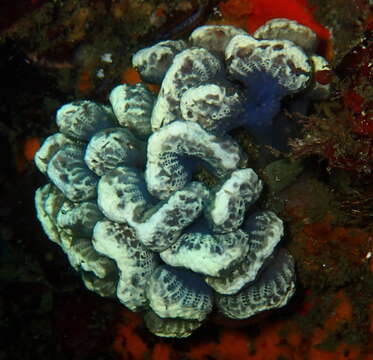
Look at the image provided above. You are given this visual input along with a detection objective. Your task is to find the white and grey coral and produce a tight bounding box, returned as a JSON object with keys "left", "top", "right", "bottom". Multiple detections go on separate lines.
{"left": 33, "top": 18, "right": 330, "bottom": 338}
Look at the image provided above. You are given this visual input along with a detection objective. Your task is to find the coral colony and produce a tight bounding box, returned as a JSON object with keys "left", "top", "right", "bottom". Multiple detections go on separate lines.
{"left": 35, "top": 20, "right": 330, "bottom": 337}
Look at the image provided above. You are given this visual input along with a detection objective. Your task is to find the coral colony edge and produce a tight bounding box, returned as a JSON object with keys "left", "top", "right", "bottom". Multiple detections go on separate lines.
{"left": 34, "top": 19, "right": 330, "bottom": 338}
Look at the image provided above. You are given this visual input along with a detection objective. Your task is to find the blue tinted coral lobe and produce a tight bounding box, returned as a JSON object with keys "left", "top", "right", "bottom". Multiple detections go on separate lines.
{"left": 34, "top": 20, "right": 330, "bottom": 337}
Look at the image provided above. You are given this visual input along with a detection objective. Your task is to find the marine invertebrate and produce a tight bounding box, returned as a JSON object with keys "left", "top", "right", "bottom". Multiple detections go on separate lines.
{"left": 32, "top": 19, "right": 332, "bottom": 337}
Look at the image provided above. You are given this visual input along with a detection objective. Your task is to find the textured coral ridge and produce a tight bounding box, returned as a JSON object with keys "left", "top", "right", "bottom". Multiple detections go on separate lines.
{"left": 31, "top": 19, "right": 327, "bottom": 338}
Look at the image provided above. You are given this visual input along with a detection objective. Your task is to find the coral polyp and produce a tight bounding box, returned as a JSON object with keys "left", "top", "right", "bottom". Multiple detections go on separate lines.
{"left": 34, "top": 19, "right": 330, "bottom": 337}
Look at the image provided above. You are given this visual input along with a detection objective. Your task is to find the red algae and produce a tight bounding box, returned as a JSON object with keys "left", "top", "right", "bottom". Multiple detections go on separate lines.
{"left": 112, "top": 298, "right": 373, "bottom": 360}
{"left": 325, "top": 291, "right": 353, "bottom": 330}
{"left": 113, "top": 310, "right": 149, "bottom": 360}
{"left": 369, "top": 302, "right": 373, "bottom": 336}
{"left": 24, "top": 137, "right": 40, "bottom": 161}
{"left": 315, "top": 69, "right": 333, "bottom": 85}
{"left": 216, "top": 330, "right": 251, "bottom": 359}
{"left": 121, "top": 67, "right": 142, "bottom": 85}
{"left": 151, "top": 342, "right": 174, "bottom": 360}
{"left": 307, "top": 291, "right": 364, "bottom": 360}
{"left": 186, "top": 330, "right": 252, "bottom": 360}
{"left": 121, "top": 67, "right": 160, "bottom": 93}
{"left": 309, "top": 330, "right": 362, "bottom": 360}
{"left": 188, "top": 341, "right": 218, "bottom": 360}
{"left": 288, "top": 214, "right": 370, "bottom": 286}
{"left": 15, "top": 136, "right": 41, "bottom": 172}
{"left": 77, "top": 68, "right": 94, "bottom": 94}
{"left": 301, "top": 218, "right": 368, "bottom": 264}
{"left": 219, "top": 0, "right": 253, "bottom": 20}
{"left": 218, "top": 0, "right": 253, "bottom": 28}
{"left": 252, "top": 323, "right": 289, "bottom": 360}
{"left": 343, "top": 91, "right": 365, "bottom": 114}
{"left": 296, "top": 289, "right": 315, "bottom": 317}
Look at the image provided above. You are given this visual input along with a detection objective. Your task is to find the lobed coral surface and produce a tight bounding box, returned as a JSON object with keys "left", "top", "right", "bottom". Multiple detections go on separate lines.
{"left": 34, "top": 19, "right": 331, "bottom": 337}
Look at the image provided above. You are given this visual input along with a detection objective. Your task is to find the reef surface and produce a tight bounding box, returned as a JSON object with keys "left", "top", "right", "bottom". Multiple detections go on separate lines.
{"left": 0, "top": 0, "right": 372, "bottom": 359}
